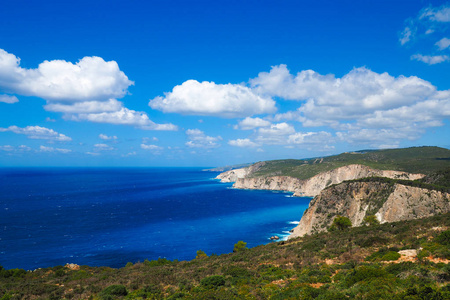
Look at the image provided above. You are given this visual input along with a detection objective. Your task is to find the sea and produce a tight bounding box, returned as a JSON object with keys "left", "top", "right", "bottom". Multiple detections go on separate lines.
{"left": 0, "top": 168, "right": 311, "bottom": 270}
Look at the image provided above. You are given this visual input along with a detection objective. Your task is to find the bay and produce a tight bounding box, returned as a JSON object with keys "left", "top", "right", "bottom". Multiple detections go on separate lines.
{"left": 0, "top": 168, "right": 310, "bottom": 270}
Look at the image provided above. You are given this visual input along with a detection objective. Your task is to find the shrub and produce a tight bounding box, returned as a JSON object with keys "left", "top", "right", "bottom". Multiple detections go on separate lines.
{"left": 196, "top": 250, "right": 208, "bottom": 259}
{"left": 100, "top": 285, "right": 128, "bottom": 298}
{"left": 381, "top": 251, "right": 401, "bottom": 261}
{"left": 328, "top": 216, "right": 352, "bottom": 231}
{"left": 436, "top": 230, "right": 450, "bottom": 246}
{"left": 200, "top": 275, "right": 226, "bottom": 288}
{"left": 363, "top": 215, "right": 380, "bottom": 226}
{"left": 233, "top": 241, "right": 248, "bottom": 252}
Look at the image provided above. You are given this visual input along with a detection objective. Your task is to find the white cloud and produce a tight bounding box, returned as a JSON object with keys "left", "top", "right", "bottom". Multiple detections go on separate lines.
{"left": 420, "top": 4, "right": 450, "bottom": 23}
{"left": 255, "top": 122, "right": 296, "bottom": 145}
{"left": 436, "top": 37, "right": 450, "bottom": 50}
{"left": 411, "top": 54, "right": 450, "bottom": 64}
{"left": 68, "top": 108, "right": 178, "bottom": 131}
{"left": 149, "top": 80, "right": 276, "bottom": 118}
{"left": 228, "top": 138, "right": 260, "bottom": 148}
{"left": 40, "top": 145, "right": 72, "bottom": 153}
{"left": 141, "top": 144, "right": 163, "bottom": 150}
{"left": 251, "top": 64, "right": 450, "bottom": 148}
{"left": 399, "top": 26, "right": 413, "bottom": 45}
{"left": 0, "top": 94, "right": 18, "bottom": 104}
{"left": 252, "top": 65, "right": 435, "bottom": 113}
{"left": 122, "top": 151, "right": 137, "bottom": 157}
{"left": 45, "top": 117, "right": 56, "bottom": 122}
{"left": 0, "top": 145, "right": 14, "bottom": 151}
{"left": 287, "top": 131, "right": 333, "bottom": 145}
{"left": 99, "top": 134, "right": 118, "bottom": 140}
{"left": 234, "top": 117, "right": 271, "bottom": 130}
{"left": 44, "top": 99, "right": 123, "bottom": 113}
{"left": 185, "top": 129, "right": 222, "bottom": 148}
{"left": 0, "top": 49, "right": 133, "bottom": 102}
{"left": 94, "top": 143, "right": 114, "bottom": 151}
{"left": 0, "top": 125, "right": 72, "bottom": 141}
{"left": 0, "top": 49, "right": 174, "bottom": 131}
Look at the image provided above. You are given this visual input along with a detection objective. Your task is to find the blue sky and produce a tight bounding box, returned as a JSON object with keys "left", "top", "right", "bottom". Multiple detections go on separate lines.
{"left": 0, "top": 0, "right": 449, "bottom": 167}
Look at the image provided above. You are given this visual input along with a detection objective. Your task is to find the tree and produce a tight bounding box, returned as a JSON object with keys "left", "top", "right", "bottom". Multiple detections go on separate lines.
{"left": 233, "top": 241, "right": 248, "bottom": 252}
{"left": 196, "top": 250, "right": 208, "bottom": 259}
{"left": 363, "top": 215, "right": 380, "bottom": 226}
{"left": 329, "top": 215, "right": 352, "bottom": 231}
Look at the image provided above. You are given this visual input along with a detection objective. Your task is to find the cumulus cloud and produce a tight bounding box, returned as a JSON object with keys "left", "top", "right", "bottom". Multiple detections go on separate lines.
{"left": 252, "top": 65, "right": 435, "bottom": 113}
{"left": 44, "top": 99, "right": 123, "bottom": 113}
{"left": 149, "top": 80, "right": 276, "bottom": 118}
{"left": 99, "top": 134, "right": 118, "bottom": 140}
{"left": 411, "top": 54, "right": 450, "bottom": 64}
{"left": 234, "top": 117, "right": 271, "bottom": 130}
{"left": 250, "top": 64, "right": 450, "bottom": 147}
{"left": 255, "top": 122, "right": 296, "bottom": 145}
{"left": 0, "top": 49, "right": 133, "bottom": 102}
{"left": 436, "top": 37, "right": 450, "bottom": 50}
{"left": 68, "top": 108, "right": 178, "bottom": 131}
{"left": 0, "top": 94, "right": 18, "bottom": 104}
{"left": 40, "top": 145, "right": 72, "bottom": 153}
{"left": 287, "top": 131, "right": 333, "bottom": 145}
{"left": 0, "top": 125, "right": 72, "bottom": 141}
{"left": 185, "top": 129, "right": 222, "bottom": 148}
{"left": 228, "top": 138, "right": 260, "bottom": 148}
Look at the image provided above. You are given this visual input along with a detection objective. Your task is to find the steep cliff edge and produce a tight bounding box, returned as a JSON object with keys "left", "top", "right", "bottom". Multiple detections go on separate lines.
{"left": 289, "top": 181, "right": 450, "bottom": 238}
{"left": 217, "top": 164, "right": 424, "bottom": 197}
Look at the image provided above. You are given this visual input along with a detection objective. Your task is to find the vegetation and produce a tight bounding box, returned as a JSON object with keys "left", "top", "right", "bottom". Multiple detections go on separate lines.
{"left": 1, "top": 213, "right": 449, "bottom": 299}
{"left": 328, "top": 215, "right": 352, "bottom": 231}
{"left": 249, "top": 146, "right": 450, "bottom": 180}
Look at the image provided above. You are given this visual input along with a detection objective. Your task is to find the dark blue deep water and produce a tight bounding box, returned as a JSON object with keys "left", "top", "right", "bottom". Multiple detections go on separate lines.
{"left": 0, "top": 168, "right": 310, "bottom": 270}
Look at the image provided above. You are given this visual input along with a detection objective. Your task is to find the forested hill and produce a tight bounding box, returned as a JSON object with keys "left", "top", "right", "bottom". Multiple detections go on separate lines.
{"left": 247, "top": 146, "right": 450, "bottom": 180}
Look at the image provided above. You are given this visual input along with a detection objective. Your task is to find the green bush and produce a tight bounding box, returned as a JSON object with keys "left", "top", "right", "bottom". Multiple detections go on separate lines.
{"left": 200, "top": 275, "right": 226, "bottom": 288}
{"left": 328, "top": 216, "right": 352, "bottom": 232}
{"left": 100, "top": 285, "right": 128, "bottom": 298}
{"left": 381, "top": 251, "right": 401, "bottom": 261}
{"left": 233, "top": 241, "right": 247, "bottom": 252}
{"left": 344, "top": 266, "right": 388, "bottom": 288}
{"left": 436, "top": 230, "right": 450, "bottom": 246}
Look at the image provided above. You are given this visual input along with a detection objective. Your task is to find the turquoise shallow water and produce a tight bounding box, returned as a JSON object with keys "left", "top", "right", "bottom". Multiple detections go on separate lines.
{"left": 0, "top": 168, "right": 311, "bottom": 270}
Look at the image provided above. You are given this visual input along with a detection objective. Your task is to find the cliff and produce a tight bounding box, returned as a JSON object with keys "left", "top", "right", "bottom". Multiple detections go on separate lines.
{"left": 217, "top": 164, "right": 424, "bottom": 197}
{"left": 289, "top": 181, "right": 450, "bottom": 238}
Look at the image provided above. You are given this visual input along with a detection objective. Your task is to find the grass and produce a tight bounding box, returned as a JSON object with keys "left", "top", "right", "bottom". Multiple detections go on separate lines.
{"left": 249, "top": 146, "right": 450, "bottom": 180}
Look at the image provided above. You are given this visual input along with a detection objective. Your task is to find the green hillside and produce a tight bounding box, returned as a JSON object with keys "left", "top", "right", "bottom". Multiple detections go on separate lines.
{"left": 1, "top": 213, "right": 449, "bottom": 299}
{"left": 249, "top": 146, "right": 450, "bottom": 180}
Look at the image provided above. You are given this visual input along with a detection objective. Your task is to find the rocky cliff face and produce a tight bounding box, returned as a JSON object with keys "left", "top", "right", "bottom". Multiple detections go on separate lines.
{"left": 289, "top": 182, "right": 450, "bottom": 238}
{"left": 218, "top": 164, "right": 424, "bottom": 197}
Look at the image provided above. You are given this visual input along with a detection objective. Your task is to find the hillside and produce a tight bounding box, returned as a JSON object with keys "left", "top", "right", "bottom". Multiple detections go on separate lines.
{"left": 1, "top": 213, "right": 449, "bottom": 299}
{"left": 247, "top": 146, "right": 450, "bottom": 180}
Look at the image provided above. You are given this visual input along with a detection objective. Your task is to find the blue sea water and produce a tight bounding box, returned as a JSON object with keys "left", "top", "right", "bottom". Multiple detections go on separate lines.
{"left": 0, "top": 168, "right": 311, "bottom": 270}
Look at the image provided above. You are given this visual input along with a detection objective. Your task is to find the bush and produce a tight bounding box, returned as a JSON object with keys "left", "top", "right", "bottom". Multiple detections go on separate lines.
{"left": 233, "top": 241, "right": 248, "bottom": 252}
{"left": 196, "top": 250, "right": 208, "bottom": 259}
{"left": 328, "top": 216, "right": 352, "bottom": 232}
{"left": 436, "top": 230, "right": 450, "bottom": 246}
{"left": 381, "top": 251, "right": 401, "bottom": 261}
{"left": 200, "top": 275, "right": 226, "bottom": 289}
{"left": 100, "top": 285, "right": 128, "bottom": 298}
{"left": 344, "top": 266, "right": 388, "bottom": 288}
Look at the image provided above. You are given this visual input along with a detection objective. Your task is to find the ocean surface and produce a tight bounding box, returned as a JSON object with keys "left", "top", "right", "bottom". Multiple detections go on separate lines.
{"left": 0, "top": 168, "right": 311, "bottom": 270}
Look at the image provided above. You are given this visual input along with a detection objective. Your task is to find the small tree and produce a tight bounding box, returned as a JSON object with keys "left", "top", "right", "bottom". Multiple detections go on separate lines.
{"left": 329, "top": 215, "right": 352, "bottom": 232}
{"left": 363, "top": 215, "right": 380, "bottom": 226}
{"left": 233, "top": 241, "right": 248, "bottom": 252}
{"left": 196, "top": 250, "right": 208, "bottom": 259}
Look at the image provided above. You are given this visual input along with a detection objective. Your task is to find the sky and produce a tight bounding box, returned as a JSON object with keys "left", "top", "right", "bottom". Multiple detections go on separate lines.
{"left": 0, "top": 0, "right": 449, "bottom": 167}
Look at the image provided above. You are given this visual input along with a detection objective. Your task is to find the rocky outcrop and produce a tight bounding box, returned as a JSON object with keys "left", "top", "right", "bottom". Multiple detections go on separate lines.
{"left": 216, "top": 162, "right": 266, "bottom": 183}
{"left": 219, "top": 164, "right": 424, "bottom": 197}
{"left": 289, "top": 182, "right": 450, "bottom": 238}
